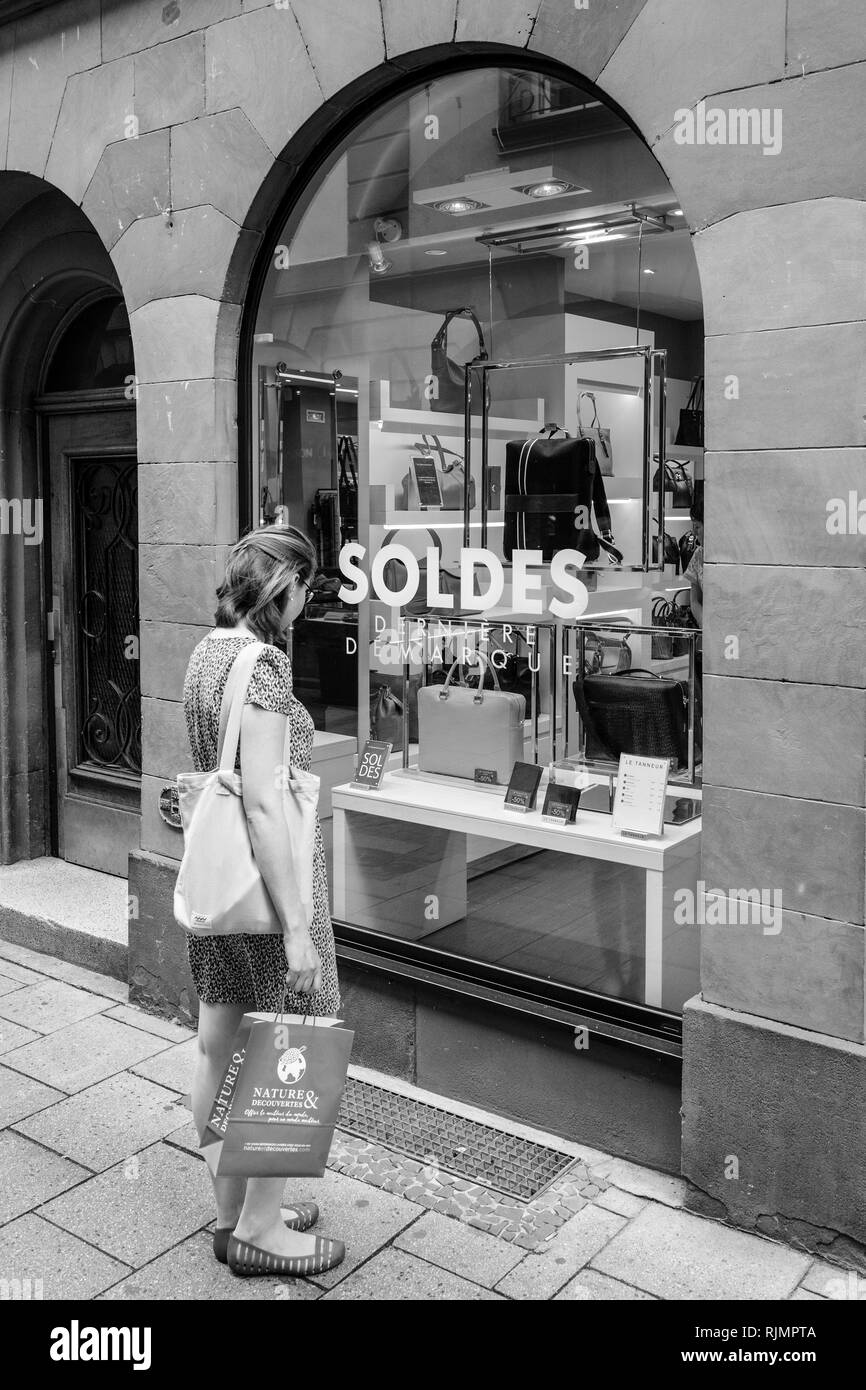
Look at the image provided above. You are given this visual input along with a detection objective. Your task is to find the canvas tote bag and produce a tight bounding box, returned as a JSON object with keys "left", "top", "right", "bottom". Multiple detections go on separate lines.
{"left": 174, "top": 640, "right": 319, "bottom": 935}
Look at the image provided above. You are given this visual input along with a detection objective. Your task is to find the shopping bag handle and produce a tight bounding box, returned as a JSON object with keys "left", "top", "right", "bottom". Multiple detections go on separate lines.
{"left": 272, "top": 973, "right": 319, "bottom": 1026}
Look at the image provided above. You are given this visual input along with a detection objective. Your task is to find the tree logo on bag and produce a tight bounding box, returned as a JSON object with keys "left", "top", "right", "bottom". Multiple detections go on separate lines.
{"left": 277, "top": 1047, "right": 307, "bottom": 1083}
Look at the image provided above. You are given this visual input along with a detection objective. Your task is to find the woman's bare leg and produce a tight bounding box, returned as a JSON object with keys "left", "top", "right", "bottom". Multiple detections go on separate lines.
{"left": 192, "top": 1001, "right": 247, "bottom": 1228}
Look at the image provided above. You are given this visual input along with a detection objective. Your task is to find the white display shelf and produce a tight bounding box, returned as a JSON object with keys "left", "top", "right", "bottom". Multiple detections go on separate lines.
{"left": 331, "top": 768, "right": 701, "bottom": 1007}
{"left": 371, "top": 379, "right": 543, "bottom": 440}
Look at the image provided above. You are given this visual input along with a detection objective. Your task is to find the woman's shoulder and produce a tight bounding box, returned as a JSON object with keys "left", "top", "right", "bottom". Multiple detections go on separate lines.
{"left": 248, "top": 643, "right": 293, "bottom": 713}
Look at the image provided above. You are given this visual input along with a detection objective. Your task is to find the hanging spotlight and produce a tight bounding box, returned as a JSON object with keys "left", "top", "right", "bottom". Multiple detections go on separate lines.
{"left": 433, "top": 196, "right": 488, "bottom": 216}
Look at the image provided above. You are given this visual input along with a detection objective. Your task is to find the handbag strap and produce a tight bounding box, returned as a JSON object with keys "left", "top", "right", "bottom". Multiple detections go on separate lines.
{"left": 432, "top": 306, "right": 488, "bottom": 361}
{"left": 384, "top": 526, "right": 443, "bottom": 555}
{"left": 440, "top": 650, "right": 501, "bottom": 701}
{"left": 217, "top": 640, "right": 270, "bottom": 773}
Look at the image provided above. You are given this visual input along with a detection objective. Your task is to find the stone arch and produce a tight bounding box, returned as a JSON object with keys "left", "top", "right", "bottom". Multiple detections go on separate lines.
{"left": 0, "top": 172, "right": 131, "bottom": 863}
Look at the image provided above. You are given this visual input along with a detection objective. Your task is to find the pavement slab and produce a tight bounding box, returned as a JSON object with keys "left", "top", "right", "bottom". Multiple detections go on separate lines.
{"left": 393, "top": 1208, "right": 526, "bottom": 1287}
{"left": 106, "top": 1005, "right": 194, "bottom": 1042}
{"left": 1, "top": 1014, "right": 170, "bottom": 1093}
{"left": 0, "top": 1130, "right": 90, "bottom": 1223}
{"left": 131, "top": 1037, "right": 200, "bottom": 1094}
{"left": 555, "top": 1269, "right": 657, "bottom": 1300}
{"left": 799, "top": 1259, "right": 857, "bottom": 1299}
{"left": 271, "top": 1168, "right": 421, "bottom": 1290}
{"left": 321, "top": 1245, "right": 504, "bottom": 1301}
{"left": 495, "top": 1204, "right": 629, "bottom": 1300}
{"left": 0, "top": 1019, "right": 40, "bottom": 1054}
{"left": 0, "top": 973, "right": 29, "bottom": 997}
{"left": 0, "top": 943, "right": 126, "bottom": 1001}
{"left": 14, "top": 1072, "right": 190, "bottom": 1172}
{"left": 591, "top": 1205, "right": 811, "bottom": 1301}
{"left": 588, "top": 1156, "right": 688, "bottom": 1208}
{"left": 0, "top": 978, "right": 114, "bottom": 1034}
{"left": 0, "top": 1213, "right": 131, "bottom": 1300}
{"left": 0, "top": 1065, "right": 65, "bottom": 1128}
{"left": 0, "top": 962, "right": 46, "bottom": 987}
{"left": 99, "top": 1231, "right": 322, "bottom": 1301}
{"left": 37, "top": 1141, "right": 214, "bottom": 1267}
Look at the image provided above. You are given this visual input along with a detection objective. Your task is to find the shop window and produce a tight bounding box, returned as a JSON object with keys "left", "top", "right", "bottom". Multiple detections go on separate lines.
{"left": 249, "top": 63, "right": 705, "bottom": 1026}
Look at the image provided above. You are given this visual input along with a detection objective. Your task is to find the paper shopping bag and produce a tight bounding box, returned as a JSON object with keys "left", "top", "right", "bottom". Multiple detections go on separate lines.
{"left": 201, "top": 1013, "right": 354, "bottom": 1178}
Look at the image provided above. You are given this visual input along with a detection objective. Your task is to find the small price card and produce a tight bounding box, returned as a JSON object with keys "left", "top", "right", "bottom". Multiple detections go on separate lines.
{"left": 612, "top": 754, "right": 669, "bottom": 838}
{"left": 353, "top": 740, "right": 392, "bottom": 790}
{"left": 503, "top": 761, "right": 543, "bottom": 813}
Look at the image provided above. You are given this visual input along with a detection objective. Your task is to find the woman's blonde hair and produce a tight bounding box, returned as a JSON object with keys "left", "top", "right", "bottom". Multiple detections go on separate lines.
{"left": 214, "top": 524, "right": 317, "bottom": 642}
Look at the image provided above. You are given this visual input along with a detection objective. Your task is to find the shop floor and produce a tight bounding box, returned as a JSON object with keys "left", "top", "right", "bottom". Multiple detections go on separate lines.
{"left": 337, "top": 1075, "right": 575, "bottom": 1203}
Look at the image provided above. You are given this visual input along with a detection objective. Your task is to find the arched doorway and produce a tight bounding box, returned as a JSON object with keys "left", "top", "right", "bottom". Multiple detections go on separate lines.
{"left": 0, "top": 173, "right": 139, "bottom": 874}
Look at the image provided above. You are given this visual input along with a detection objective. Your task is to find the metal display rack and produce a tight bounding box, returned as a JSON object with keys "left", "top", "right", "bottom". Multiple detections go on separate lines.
{"left": 462, "top": 344, "right": 668, "bottom": 570}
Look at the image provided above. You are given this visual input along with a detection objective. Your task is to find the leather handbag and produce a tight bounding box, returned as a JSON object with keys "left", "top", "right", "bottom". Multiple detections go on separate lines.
{"left": 652, "top": 519, "right": 681, "bottom": 572}
{"left": 417, "top": 653, "right": 526, "bottom": 785}
{"left": 174, "top": 642, "right": 319, "bottom": 935}
{"left": 653, "top": 457, "right": 693, "bottom": 510}
{"left": 576, "top": 391, "right": 613, "bottom": 476}
{"left": 651, "top": 591, "right": 697, "bottom": 660}
{"left": 675, "top": 376, "right": 704, "bottom": 447}
{"left": 370, "top": 674, "right": 420, "bottom": 746}
{"left": 399, "top": 434, "right": 476, "bottom": 510}
{"left": 573, "top": 667, "right": 689, "bottom": 769}
{"left": 430, "top": 307, "right": 489, "bottom": 413}
{"left": 504, "top": 425, "right": 623, "bottom": 564}
{"left": 679, "top": 529, "right": 700, "bottom": 572}
{"left": 581, "top": 625, "right": 633, "bottom": 676}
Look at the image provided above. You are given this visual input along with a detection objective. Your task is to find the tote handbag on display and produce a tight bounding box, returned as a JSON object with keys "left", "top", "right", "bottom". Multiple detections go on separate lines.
{"left": 573, "top": 667, "right": 689, "bottom": 769}
{"left": 653, "top": 458, "right": 693, "bottom": 510}
{"left": 399, "top": 435, "right": 476, "bottom": 510}
{"left": 417, "top": 653, "right": 526, "bottom": 785}
{"left": 675, "top": 376, "right": 704, "bottom": 447}
{"left": 174, "top": 641, "right": 319, "bottom": 936}
{"left": 430, "top": 307, "right": 489, "bottom": 413}
{"left": 576, "top": 391, "right": 613, "bottom": 476}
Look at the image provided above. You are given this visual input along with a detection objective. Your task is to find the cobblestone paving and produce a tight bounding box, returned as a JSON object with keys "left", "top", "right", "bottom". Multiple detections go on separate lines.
{"left": 327, "top": 1131, "right": 607, "bottom": 1251}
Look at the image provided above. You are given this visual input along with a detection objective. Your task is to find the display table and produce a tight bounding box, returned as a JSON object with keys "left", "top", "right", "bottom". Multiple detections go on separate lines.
{"left": 332, "top": 769, "right": 701, "bottom": 1008}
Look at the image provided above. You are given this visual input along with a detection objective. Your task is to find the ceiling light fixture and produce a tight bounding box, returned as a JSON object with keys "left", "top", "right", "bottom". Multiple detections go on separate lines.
{"left": 519, "top": 178, "right": 580, "bottom": 199}
{"left": 424, "top": 249, "right": 448, "bottom": 256}
{"left": 433, "top": 196, "right": 488, "bottom": 216}
{"left": 478, "top": 204, "right": 675, "bottom": 254}
{"left": 367, "top": 240, "right": 392, "bottom": 274}
{"left": 643, "top": 267, "right": 656, "bottom": 275}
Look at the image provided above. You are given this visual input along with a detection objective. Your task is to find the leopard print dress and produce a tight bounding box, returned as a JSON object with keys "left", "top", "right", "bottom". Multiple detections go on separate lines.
{"left": 181, "top": 633, "right": 341, "bottom": 1016}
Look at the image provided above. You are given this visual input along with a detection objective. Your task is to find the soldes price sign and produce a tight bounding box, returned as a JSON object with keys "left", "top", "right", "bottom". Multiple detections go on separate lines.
{"left": 353, "top": 740, "right": 391, "bottom": 790}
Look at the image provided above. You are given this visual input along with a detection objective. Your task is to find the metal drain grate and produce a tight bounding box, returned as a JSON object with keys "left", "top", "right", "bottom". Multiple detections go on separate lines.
{"left": 337, "top": 1078, "right": 575, "bottom": 1202}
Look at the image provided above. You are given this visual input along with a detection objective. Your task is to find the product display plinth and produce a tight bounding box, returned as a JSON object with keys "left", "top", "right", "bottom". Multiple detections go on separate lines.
{"left": 332, "top": 769, "right": 701, "bottom": 1009}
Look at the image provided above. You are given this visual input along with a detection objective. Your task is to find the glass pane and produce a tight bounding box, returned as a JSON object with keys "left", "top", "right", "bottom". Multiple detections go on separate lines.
{"left": 251, "top": 63, "right": 704, "bottom": 1015}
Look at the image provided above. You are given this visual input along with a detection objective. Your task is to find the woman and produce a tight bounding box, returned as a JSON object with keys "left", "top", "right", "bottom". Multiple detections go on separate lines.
{"left": 182, "top": 524, "right": 345, "bottom": 1279}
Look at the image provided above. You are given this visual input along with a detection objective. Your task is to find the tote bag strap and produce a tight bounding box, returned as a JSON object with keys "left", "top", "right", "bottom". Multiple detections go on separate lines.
{"left": 217, "top": 640, "right": 268, "bottom": 772}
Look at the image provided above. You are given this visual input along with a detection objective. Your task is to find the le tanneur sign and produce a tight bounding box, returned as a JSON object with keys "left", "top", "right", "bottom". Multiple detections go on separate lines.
{"left": 337, "top": 542, "right": 592, "bottom": 620}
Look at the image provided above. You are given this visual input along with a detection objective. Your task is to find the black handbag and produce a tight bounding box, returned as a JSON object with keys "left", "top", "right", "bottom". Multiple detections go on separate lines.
{"left": 504, "top": 425, "right": 622, "bottom": 564}
{"left": 652, "top": 520, "right": 681, "bottom": 572}
{"left": 653, "top": 457, "right": 693, "bottom": 510}
{"left": 573, "top": 668, "right": 689, "bottom": 769}
{"left": 370, "top": 675, "right": 420, "bottom": 747}
{"left": 675, "top": 376, "right": 704, "bottom": 447}
{"left": 430, "top": 307, "right": 488, "bottom": 413}
{"left": 679, "top": 529, "right": 700, "bottom": 572}
{"left": 651, "top": 591, "right": 697, "bottom": 660}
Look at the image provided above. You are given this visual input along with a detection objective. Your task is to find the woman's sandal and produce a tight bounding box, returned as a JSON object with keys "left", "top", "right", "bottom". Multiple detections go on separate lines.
{"left": 226, "top": 1231, "right": 346, "bottom": 1278}
{"left": 212, "top": 1203, "right": 319, "bottom": 1265}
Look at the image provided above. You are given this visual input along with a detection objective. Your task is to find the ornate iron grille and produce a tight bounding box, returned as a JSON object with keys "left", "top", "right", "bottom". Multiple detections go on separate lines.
{"left": 74, "top": 457, "right": 141, "bottom": 774}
